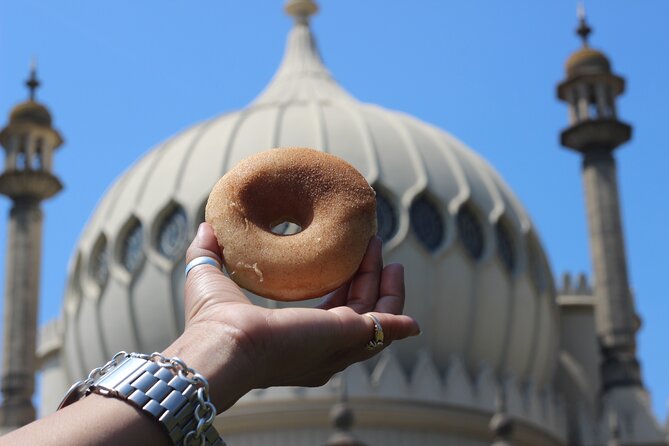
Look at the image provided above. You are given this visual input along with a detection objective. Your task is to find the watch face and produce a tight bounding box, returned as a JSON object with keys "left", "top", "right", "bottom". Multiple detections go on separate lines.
{"left": 457, "top": 206, "right": 483, "bottom": 260}
{"left": 410, "top": 195, "right": 444, "bottom": 252}
{"left": 158, "top": 207, "right": 188, "bottom": 260}
{"left": 122, "top": 222, "right": 143, "bottom": 273}
{"left": 375, "top": 191, "right": 397, "bottom": 243}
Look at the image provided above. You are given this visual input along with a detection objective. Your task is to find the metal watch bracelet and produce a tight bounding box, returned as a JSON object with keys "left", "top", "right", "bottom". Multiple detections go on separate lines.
{"left": 58, "top": 352, "right": 225, "bottom": 446}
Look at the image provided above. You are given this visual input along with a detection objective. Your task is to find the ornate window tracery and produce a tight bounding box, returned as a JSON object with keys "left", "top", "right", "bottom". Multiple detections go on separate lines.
{"left": 410, "top": 195, "right": 444, "bottom": 252}
{"left": 91, "top": 236, "right": 109, "bottom": 286}
{"left": 157, "top": 207, "right": 188, "bottom": 260}
{"left": 121, "top": 222, "right": 143, "bottom": 273}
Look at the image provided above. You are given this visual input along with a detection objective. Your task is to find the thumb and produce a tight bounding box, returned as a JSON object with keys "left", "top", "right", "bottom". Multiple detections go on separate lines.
{"left": 186, "top": 222, "right": 223, "bottom": 267}
{"left": 184, "top": 223, "right": 248, "bottom": 320}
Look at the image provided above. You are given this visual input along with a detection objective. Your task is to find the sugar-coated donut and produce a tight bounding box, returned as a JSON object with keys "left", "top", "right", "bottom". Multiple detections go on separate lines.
{"left": 205, "top": 147, "right": 377, "bottom": 301}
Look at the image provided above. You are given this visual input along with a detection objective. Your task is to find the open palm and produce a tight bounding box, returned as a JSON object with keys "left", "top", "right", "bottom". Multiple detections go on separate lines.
{"left": 183, "top": 223, "right": 420, "bottom": 393}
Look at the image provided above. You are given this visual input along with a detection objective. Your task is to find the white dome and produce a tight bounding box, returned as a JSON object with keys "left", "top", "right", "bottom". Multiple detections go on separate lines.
{"left": 62, "top": 9, "right": 558, "bottom": 422}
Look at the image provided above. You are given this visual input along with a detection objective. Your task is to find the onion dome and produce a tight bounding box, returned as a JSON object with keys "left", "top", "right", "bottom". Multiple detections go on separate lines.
{"left": 9, "top": 68, "right": 53, "bottom": 127}
{"left": 58, "top": 1, "right": 562, "bottom": 442}
{"left": 566, "top": 47, "right": 611, "bottom": 78}
{"left": 10, "top": 101, "right": 52, "bottom": 127}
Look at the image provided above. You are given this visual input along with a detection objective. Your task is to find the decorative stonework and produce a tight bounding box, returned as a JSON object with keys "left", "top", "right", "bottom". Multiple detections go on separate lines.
{"left": 224, "top": 348, "right": 566, "bottom": 445}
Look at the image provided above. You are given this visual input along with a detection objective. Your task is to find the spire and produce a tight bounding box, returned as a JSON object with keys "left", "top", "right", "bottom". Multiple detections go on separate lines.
{"left": 25, "top": 59, "right": 40, "bottom": 101}
{"left": 277, "top": 0, "right": 327, "bottom": 80}
{"left": 251, "top": 0, "right": 352, "bottom": 105}
{"left": 285, "top": 0, "right": 319, "bottom": 25}
{"left": 576, "top": 2, "right": 592, "bottom": 46}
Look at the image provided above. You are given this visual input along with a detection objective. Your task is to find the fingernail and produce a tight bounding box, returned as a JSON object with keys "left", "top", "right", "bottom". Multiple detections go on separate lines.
{"left": 387, "top": 263, "right": 404, "bottom": 273}
{"left": 196, "top": 222, "right": 208, "bottom": 241}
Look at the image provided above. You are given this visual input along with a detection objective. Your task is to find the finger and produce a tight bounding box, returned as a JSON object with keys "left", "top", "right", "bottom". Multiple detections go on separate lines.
{"left": 185, "top": 223, "right": 248, "bottom": 307}
{"left": 328, "top": 307, "right": 420, "bottom": 355}
{"left": 186, "top": 222, "right": 223, "bottom": 265}
{"left": 316, "top": 280, "right": 350, "bottom": 310}
{"left": 362, "top": 311, "right": 420, "bottom": 350}
{"left": 373, "top": 263, "right": 405, "bottom": 315}
{"left": 344, "top": 237, "right": 383, "bottom": 314}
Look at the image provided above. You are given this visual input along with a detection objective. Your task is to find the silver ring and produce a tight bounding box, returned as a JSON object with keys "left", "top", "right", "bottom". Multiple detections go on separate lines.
{"left": 364, "top": 313, "right": 384, "bottom": 350}
{"left": 185, "top": 256, "right": 222, "bottom": 279}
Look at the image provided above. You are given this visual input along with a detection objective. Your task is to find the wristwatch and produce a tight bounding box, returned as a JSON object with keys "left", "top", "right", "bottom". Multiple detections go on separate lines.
{"left": 59, "top": 352, "right": 225, "bottom": 446}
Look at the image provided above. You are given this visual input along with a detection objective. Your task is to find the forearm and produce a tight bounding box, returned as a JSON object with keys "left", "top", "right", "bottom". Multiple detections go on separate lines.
{"left": 0, "top": 325, "right": 250, "bottom": 446}
{"left": 0, "top": 393, "right": 171, "bottom": 446}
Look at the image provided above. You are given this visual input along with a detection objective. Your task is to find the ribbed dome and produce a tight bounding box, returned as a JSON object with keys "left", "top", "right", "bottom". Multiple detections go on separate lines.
{"left": 62, "top": 8, "right": 558, "bottom": 407}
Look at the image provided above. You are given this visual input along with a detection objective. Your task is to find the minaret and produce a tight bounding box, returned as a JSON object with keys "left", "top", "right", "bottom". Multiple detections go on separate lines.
{"left": 556, "top": 7, "right": 639, "bottom": 392}
{"left": 0, "top": 64, "right": 64, "bottom": 430}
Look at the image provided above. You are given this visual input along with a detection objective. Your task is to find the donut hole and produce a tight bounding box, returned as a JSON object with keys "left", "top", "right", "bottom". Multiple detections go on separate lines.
{"left": 238, "top": 174, "right": 315, "bottom": 235}
{"left": 270, "top": 220, "right": 303, "bottom": 236}
{"left": 249, "top": 203, "right": 313, "bottom": 236}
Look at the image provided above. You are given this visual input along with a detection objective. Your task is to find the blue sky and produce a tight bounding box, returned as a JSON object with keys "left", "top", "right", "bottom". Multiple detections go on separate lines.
{"left": 1, "top": 0, "right": 668, "bottom": 421}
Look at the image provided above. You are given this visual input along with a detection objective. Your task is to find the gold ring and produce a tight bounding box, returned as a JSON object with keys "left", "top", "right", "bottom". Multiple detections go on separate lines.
{"left": 364, "top": 313, "right": 384, "bottom": 350}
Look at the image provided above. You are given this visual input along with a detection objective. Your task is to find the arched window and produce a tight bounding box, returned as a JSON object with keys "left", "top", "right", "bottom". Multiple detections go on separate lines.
{"left": 157, "top": 206, "right": 189, "bottom": 260}
{"left": 121, "top": 221, "right": 144, "bottom": 273}
{"left": 375, "top": 189, "right": 397, "bottom": 243}
{"left": 34, "top": 138, "right": 44, "bottom": 170}
{"left": 457, "top": 205, "right": 484, "bottom": 260}
{"left": 91, "top": 236, "right": 109, "bottom": 286}
{"left": 410, "top": 195, "right": 444, "bottom": 252}
{"left": 16, "top": 134, "right": 28, "bottom": 170}
{"left": 496, "top": 220, "right": 516, "bottom": 273}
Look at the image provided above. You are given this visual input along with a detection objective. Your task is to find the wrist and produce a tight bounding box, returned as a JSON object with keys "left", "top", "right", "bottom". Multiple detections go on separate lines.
{"left": 162, "top": 322, "right": 254, "bottom": 411}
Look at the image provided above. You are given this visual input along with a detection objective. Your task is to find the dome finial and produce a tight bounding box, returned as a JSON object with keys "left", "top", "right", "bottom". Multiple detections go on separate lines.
{"left": 576, "top": 2, "right": 592, "bottom": 47}
{"left": 284, "top": 0, "right": 319, "bottom": 24}
{"left": 25, "top": 58, "right": 40, "bottom": 101}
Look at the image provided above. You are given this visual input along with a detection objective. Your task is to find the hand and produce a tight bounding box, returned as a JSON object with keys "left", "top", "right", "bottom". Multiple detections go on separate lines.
{"left": 169, "top": 223, "right": 420, "bottom": 411}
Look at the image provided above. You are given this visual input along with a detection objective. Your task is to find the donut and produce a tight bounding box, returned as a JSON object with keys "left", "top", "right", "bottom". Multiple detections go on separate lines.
{"left": 205, "top": 147, "right": 377, "bottom": 301}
